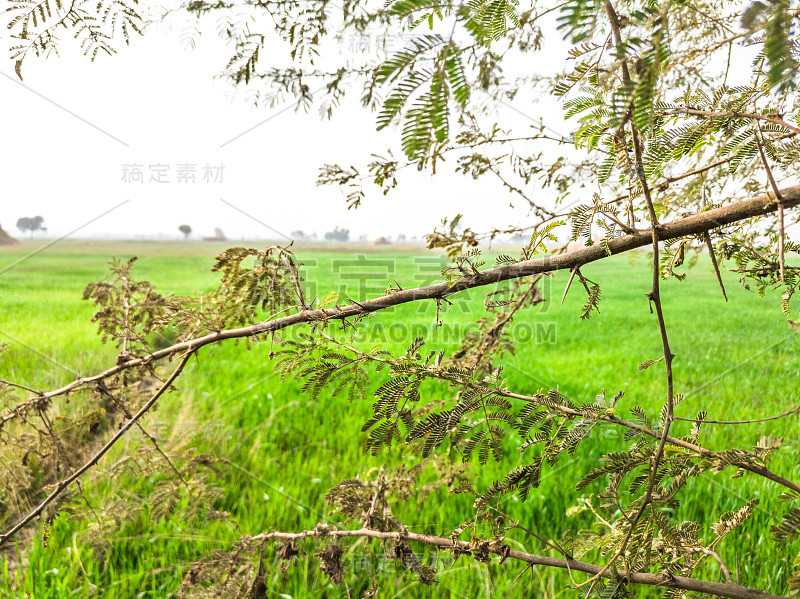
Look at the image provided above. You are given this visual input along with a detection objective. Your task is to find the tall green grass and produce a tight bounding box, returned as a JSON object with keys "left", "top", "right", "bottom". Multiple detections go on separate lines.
{"left": 1, "top": 240, "right": 798, "bottom": 598}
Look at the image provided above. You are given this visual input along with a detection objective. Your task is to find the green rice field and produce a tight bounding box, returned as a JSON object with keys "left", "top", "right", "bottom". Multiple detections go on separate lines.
{"left": 1, "top": 240, "right": 799, "bottom": 598}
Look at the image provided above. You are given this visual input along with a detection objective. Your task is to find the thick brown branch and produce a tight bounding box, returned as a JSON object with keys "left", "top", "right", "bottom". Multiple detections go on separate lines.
{"left": 3, "top": 185, "right": 799, "bottom": 430}
{"left": 252, "top": 527, "right": 788, "bottom": 599}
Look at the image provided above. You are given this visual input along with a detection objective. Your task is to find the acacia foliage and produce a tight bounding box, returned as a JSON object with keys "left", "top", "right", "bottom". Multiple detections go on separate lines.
{"left": 3, "top": 0, "right": 800, "bottom": 598}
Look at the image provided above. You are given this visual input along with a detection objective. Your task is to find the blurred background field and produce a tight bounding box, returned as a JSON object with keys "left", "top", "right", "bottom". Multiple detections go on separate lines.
{"left": 1, "top": 240, "right": 799, "bottom": 598}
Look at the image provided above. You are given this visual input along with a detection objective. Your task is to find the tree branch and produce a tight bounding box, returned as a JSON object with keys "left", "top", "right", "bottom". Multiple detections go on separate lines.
{"left": 3, "top": 185, "right": 799, "bottom": 430}
{"left": 316, "top": 332, "right": 800, "bottom": 495}
{"left": 664, "top": 108, "right": 800, "bottom": 135}
{"left": 596, "top": 0, "right": 676, "bottom": 583}
{"left": 251, "top": 527, "right": 789, "bottom": 599}
{"left": 0, "top": 351, "right": 195, "bottom": 549}
{"left": 673, "top": 404, "right": 800, "bottom": 425}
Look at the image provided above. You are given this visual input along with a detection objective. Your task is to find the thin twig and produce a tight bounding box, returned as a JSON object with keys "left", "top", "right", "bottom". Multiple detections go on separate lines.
{"left": 0, "top": 351, "right": 195, "bottom": 549}
{"left": 485, "top": 504, "right": 567, "bottom": 557}
{"left": 281, "top": 250, "right": 309, "bottom": 309}
{"left": 0, "top": 379, "right": 43, "bottom": 395}
{"left": 97, "top": 383, "right": 189, "bottom": 488}
{"left": 665, "top": 107, "right": 800, "bottom": 135}
{"left": 674, "top": 404, "right": 800, "bottom": 425}
{"left": 698, "top": 547, "right": 734, "bottom": 585}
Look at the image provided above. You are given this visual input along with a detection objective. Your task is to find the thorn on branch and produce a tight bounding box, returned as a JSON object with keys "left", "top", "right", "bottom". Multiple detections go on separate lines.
{"left": 755, "top": 124, "right": 786, "bottom": 283}
{"left": 704, "top": 232, "right": 728, "bottom": 302}
{"left": 435, "top": 297, "right": 452, "bottom": 327}
{"left": 561, "top": 267, "right": 579, "bottom": 305}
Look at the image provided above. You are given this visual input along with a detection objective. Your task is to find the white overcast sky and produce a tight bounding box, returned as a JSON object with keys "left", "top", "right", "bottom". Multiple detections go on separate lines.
{"left": 3, "top": 3, "right": 786, "bottom": 243}
{"left": 0, "top": 5, "right": 574, "bottom": 241}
